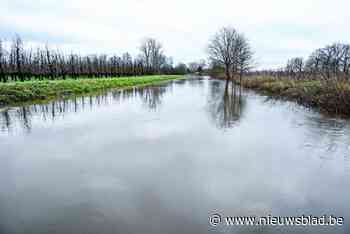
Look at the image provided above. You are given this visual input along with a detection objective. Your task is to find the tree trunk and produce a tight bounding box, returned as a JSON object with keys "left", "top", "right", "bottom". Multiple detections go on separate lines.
{"left": 225, "top": 65, "right": 231, "bottom": 92}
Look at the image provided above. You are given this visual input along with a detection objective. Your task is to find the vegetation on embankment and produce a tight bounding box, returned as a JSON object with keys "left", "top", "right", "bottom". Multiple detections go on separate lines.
{"left": 0, "top": 75, "right": 184, "bottom": 107}
{"left": 240, "top": 76, "right": 350, "bottom": 116}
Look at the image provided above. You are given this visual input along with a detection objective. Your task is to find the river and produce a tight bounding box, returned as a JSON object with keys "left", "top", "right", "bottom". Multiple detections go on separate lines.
{"left": 1, "top": 76, "right": 350, "bottom": 234}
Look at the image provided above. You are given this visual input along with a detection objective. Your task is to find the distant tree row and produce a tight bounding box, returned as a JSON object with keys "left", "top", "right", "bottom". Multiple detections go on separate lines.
{"left": 286, "top": 43, "right": 350, "bottom": 80}
{"left": 187, "top": 60, "right": 207, "bottom": 74}
{"left": 0, "top": 36, "right": 187, "bottom": 82}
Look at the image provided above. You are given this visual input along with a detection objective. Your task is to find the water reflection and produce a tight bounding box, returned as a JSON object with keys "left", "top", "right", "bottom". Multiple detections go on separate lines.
{"left": 207, "top": 81, "right": 246, "bottom": 129}
{"left": 139, "top": 85, "right": 167, "bottom": 111}
{"left": 1, "top": 77, "right": 350, "bottom": 234}
{"left": 0, "top": 85, "right": 167, "bottom": 134}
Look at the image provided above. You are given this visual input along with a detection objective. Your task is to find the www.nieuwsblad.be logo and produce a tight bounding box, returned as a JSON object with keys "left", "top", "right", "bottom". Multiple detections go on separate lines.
{"left": 209, "top": 213, "right": 344, "bottom": 227}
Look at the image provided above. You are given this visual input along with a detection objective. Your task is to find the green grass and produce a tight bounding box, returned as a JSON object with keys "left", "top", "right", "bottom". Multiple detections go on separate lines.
{"left": 0, "top": 75, "right": 185, "bottom": 106}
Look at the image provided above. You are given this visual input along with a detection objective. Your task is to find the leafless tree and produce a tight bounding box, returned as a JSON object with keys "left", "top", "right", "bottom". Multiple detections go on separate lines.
{"left": 45, "top": 44, "right": 56, "bottom": 79}
{"left": 140, "top": 38, "right": 152, "bottom": 70}
{"left": 207, "top": 27, "right": 238, "bottom": 87}
{"left": 0, "top": 35, "right": 181, "bottom": 82}
{"left": 139, "top": 38, "right": 165, "bottom": 74}
{"left": 10, "top": 35, "right": 24, "bottom": 81}
{"left": 286, "top": 57, "right": 304, "bottom": 79}
{"left": 187, "top": 60, "right": 206, "bottom": 74}
{"left": 208, "top": 26, "right": 253, "bottom": 89}
{"left": 0, "top": 39, "right": 6, "bottom": 82}
{"left": 341, "top": 45, "right": 350, "bottom": 76}
{"left": 234, "top": 34, "right": 253, "bottom": 84}
{"left": 302, "top": 43, "right": 350, "bottom": 81}
{"left": 188, "top": 62, "right": 200, "bottom": 73}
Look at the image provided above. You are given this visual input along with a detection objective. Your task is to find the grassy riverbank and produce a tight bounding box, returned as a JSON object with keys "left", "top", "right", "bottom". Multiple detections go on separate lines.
{"left": 0, "top": 75, "right": 184, "bottom": 107}
{"left": 240, "top": 76, "right": 350, "bottom": 116}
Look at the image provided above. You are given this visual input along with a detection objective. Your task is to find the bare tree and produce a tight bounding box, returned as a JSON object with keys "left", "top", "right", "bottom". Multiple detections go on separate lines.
{"left": 11, "top": 35, "right": 24, "bottom": 81}
{"left": 235, "top": 34, "right": 253, "bottom": 84}
{"left": 303, "top": 43, "right": 350, "bottom": 81}
{"left": 45, "top": 44, "right": 56, "bottom": 80}
{"left": 305, "top": 50, "right": 321, "bottom": 78}
{"left": 207, "top": 27, "right": 238, "bottom": 87}
{"left": 286, "top": 57, "right": 304, "bottom": 79}
{"left": 140, "top": 38, "right": 152, "bottom": 70}
{"left": 57, "top": 50, "right": 67, "bottom": 79}
{"left": 187, "top": 60, "right": 206, "bottom": 74}
{"left": 139, "top": 38, "right": 164, "bottom": 74}
{"left": 208, "top": 26, "right": 253, "bottom": 89}
{"left": 0, "top": 34, "right": 181, "bottom": 82}
{"left": 342, "top": 45, "right": 350, "bottom": 76}
{"left": 0, "top": 39, "right": 6, "bottom": 82}
{"left": 188, "top": 62, "right": 200, "bottom": 73}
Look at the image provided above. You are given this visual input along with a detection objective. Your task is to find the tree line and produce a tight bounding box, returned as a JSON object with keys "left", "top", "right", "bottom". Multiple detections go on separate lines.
{"left": 205, "top": 27, "right": 350, "bottom": 84}
{"left": 248, "top": 43, "right": 350, "bottom": 81}
{"left": 286, "top": 43, "right": 350, "bottom": 81}
{"left": 0, "top": 36, "right": 187, "bottom": 82}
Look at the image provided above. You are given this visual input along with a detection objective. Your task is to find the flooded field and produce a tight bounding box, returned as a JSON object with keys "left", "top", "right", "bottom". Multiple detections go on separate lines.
{"left": 1, "top": 77, "right": 350, "bottom": 234}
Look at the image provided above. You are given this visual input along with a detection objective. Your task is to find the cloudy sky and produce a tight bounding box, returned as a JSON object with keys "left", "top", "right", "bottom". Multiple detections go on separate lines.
{"left": 1, "top": 0, "right": 349, "bottom": 69}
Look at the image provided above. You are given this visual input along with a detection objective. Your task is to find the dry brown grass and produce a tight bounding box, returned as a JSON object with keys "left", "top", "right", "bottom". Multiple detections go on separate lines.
{"left": 240, "top": 76, "right": 350, "bottom": 116}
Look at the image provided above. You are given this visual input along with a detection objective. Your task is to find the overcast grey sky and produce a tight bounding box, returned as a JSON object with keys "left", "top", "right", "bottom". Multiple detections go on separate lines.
{"left": 1, "top": 0, "right": 349, "bottom": 69}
